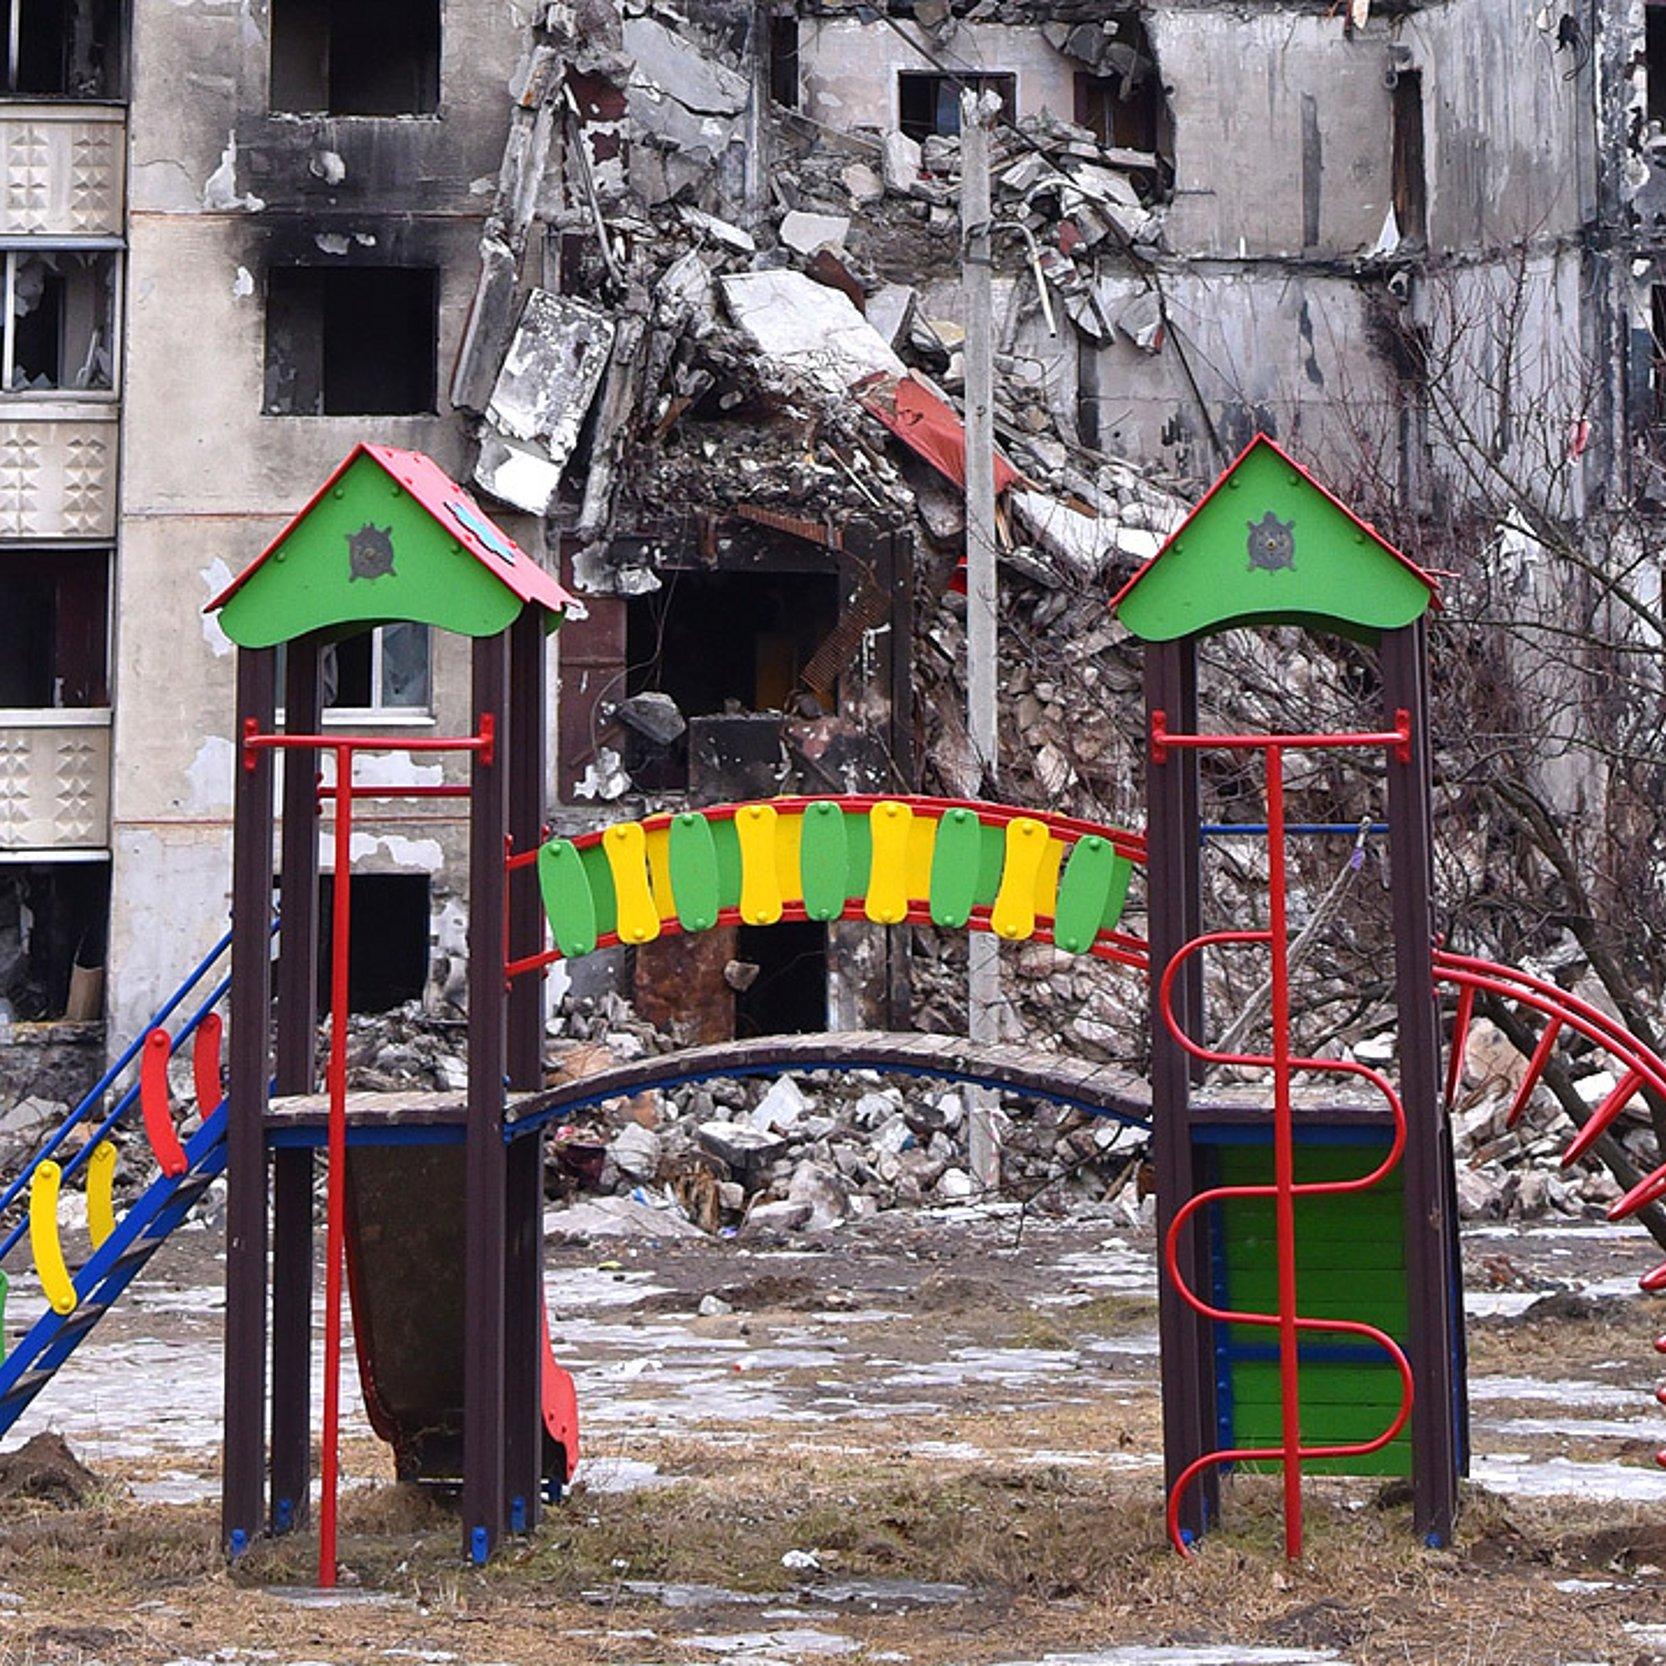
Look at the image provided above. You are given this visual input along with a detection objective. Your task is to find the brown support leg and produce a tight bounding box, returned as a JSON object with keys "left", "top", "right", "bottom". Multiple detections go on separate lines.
{"left": 224, "top": 647, "right": 276, "bottom": 1557}
{"left": 504, "top": 607, "right": 547, "bottom": 1531}
{"left": 1382, "top": 621, "right": 1462, "bottom": 1547}
{"left": 463, "top": 629, "right": 510, "bottom": 1562}
{"left": 1146, "top": 637, "right": 1217, "bottom": 1543}
{"left": 270, "top": 636, "right": 321, "bottom": 1536}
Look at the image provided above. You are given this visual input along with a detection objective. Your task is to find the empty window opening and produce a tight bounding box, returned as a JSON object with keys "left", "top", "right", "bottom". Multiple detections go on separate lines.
{"left": 0, "top": 550, "right": 109, "bottom": 708}
{"left": 734, "top": 921, "right": 826, "bottom": 1038}
{"left": 1391, "top": 70, "right": 1427, "bottom": 246}
{"left": 1652, "top": 285, "right": 1666, "bottom": 430}
{"left": 623, "top": 569, "right": 841, "bottom": 791}
{"left": 264, "top": 265, "right": 437, "bottom": 415}
{"left": 1, "top": 0, "right": 125, "bottom": 98}
{"left": 0, "top": 862, "right": 109, "bottom": 1022}
{"left": 323, "top": 623, "right": 432, "bottom": 712}
{"left": 1650, "top": 3, "right": 1666, "bottom": 128}
{"left": 898, "top": 71, "right": 1015, "bottom": 142}
{"left": 317, "top": 872, "right": 430, "bottom": 1014}
{"left": 269, "top": 0, "right": 439, "bottom": 116}
{"left": 769, "top": 14, "right": 798, "bottom": 110}
{"left": 3, "top": 249, "right": 117, "bottom": 392}
{"left": 1074, "top": 70, "right": 1162, "bottom": 155}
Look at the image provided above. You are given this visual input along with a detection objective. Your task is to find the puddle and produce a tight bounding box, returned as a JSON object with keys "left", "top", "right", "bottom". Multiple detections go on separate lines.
{"left": 1483, "top": 1414, "right": 1660, "bottom": 1440}
{"left": 577, "top": 1457, "right": 676, "bottom": 1494}
{"left": 585, "top": 1580, "right": 769, "bottom": 1610}
{"left": 1469, "top": 1375, "right": 1642, "bottom": 1408}
{"left": 994, "top": 1651, "right": 1351, "bottom": 1665}
{"left": 681, "top": 1627, "right": 859, "bottom": 1656}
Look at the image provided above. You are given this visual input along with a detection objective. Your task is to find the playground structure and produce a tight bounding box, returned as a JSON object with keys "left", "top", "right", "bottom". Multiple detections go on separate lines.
{"left": 0, "top": 436, "right": 1663, "bottom": 1580}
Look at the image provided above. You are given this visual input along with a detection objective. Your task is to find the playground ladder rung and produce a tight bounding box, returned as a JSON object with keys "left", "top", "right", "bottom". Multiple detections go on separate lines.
{"left": 50, "top": 1302, "right": 111, "bottom": 1341}
{"left": 1, "top": 1368, "right": 57, "bottom": 1402}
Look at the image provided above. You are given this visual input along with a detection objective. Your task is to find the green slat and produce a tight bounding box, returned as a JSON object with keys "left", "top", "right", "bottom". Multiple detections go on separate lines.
{"left": 800, "top": 800, "right": 850, "bottom": 921}
{"left": 668, "top": 812, "right": 721, "bottom": 932}
{"left": 975, "top": 822, "right": 1005, "bottom": 906}
{"left": 1224, "top": 1268, "right": 1408, "bottom": 1305}
{"left": 1053, "top": 836, "right": 1122, "bottom": 954}
{"left": 929, "top": 808, "right": 984, "bottom": 928}
{"left": 1215, "top": 1143, "right": 1399, "bottom": 1185}
{"left": 843, "top": 810, "right": 872, "bottom": 903}
{"left": 577, "top": 841, "right": 617, "bottom": 937}
{"left": 1225, "top": 1235, "right": 1405, "bottom": 1271}
{"left": 712, "top": 817, "right": 742, "bottom": 910}
{"left": 1224, "top": 1306, "right": 1408, "bottom": 1343}
{"left": 1232, "top": 1406, "right": 1409, "bottom": 1443}
{"left": 1230, "top": 1360, "right": 1407, "bottom": 1405}
{"left": 1100, "top": 849, "right": 1133, "bottom": 932}
{"left": 538, "top": 839, "right": 599, "bottom": 958}
{"left": 1237, "top": 1445, "right": 1412, "bottom": 1478}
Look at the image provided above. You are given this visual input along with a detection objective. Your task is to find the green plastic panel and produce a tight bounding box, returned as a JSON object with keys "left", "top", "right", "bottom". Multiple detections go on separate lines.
{"left": 576, "top": 842, "right": 617, "bottom": 938}
{"left": 668, "top": 813, "right": 720, "bottom": 932}
{"left": 800, "top": 800, "right": 851, "bottom": 921}
{"left": 218, "top": 453, "right": 525, "bottom": 648}
{"left": 975, "top": 822, "right": 1005, "bottom": 907}
{"left": 842, "top": 811, "right": 873, "bottom": 903}
{"left": 929, "top": 808, "right": 984, "bottom": 928}
{"left": 1114, "top": 438, "right": 1434, "bottom": 644}
{"left": 709, "top": 818, "right": 742, "bottom": 911}
{"left": 538, "top": 841, "right": 598, "bottom": 959}
{"left": 1053, "top": 836, "right": 1126, "bottom": 953}
{"left": 1209, "top": 1132, "right": 1412, "bottom": 1480}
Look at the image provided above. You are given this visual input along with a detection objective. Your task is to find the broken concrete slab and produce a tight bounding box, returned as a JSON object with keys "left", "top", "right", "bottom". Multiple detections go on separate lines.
{"left": 865, "top": 283, "right": 917, "bottom": 349}
{"left": 485, "top": 288, "right": 616, "bottom": 452}
{"left": 719, "top": 269, "right": 904, "bottom": 396}
{"left": 623, "top": 14, "right": 748, "bottom": 156}
{"left": 882, "top": 130, "right": 922, "bottom": 194}
{"left": 614, "top": 691, "right": 687, "bottom": 745}
{"left": 679, "top": 204, "right": 756, "bottom": 253}
{"left": 780, "top": 209, "right": 851, "bottom": 255}
{"left": 474, "top": 431, "right": 567, "bottom": 517}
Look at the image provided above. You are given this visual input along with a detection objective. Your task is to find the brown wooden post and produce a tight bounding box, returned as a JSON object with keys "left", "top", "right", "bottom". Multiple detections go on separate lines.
{"left": 270, "top": 635, "right": 321, "bottom": 1535}
{"left": 463, "top": 628, "right": 511, "bottom": 1560}
{"left": 1381, "top": 619, "right": 1462, "bottom": 1545}
{"left": 503, "top": 606, "right": 547, "bottom": 1531}
{"left": 224, "top": 646, "right": 276, "bottom": 1555}
{"left": 1145, "top": 635, "right": 1217, "bottom": 1542}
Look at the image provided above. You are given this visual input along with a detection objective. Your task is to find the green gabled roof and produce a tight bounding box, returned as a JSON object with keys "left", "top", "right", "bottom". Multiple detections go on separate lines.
{"left": 208, "top": 444, "right": 575, "bottom": 649}
{"left": 1110, "top": 434, "right": 1439, "bottom": 643}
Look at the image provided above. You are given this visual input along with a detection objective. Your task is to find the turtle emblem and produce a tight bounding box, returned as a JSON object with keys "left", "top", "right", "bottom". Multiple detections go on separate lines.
{"left": 1246, "top": 511, "right": 1296, "bottom": 573}
{"left": 347, "top": 523, "right": 396, "bottom": 582}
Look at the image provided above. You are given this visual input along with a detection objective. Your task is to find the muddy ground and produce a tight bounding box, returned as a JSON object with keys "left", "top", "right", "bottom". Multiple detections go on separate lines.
{"left": 1, "top": 1203, "right": 1663, "bottom": 1666}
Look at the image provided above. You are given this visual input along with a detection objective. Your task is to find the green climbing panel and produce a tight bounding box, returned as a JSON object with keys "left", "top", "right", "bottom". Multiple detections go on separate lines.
{"left": 800, "top": 801, "right": 850, "bottom": 922}
{"left": 1207, "top": 1134, "right": 1412, "bottom": 1479}
{"left": 538, "top": 840, "right": 598, "bottom": 959}
{"left": 929, "top": 808, "right": 983, "bottom": 928}
{"left": 668, "top": 813, "right": 721, "bottom": 932}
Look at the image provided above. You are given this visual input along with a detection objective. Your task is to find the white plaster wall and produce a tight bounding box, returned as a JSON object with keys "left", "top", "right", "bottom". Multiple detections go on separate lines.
{"left": 107, "top": 0, "right": 527, "bottom": 1042}
{"left": 1403, "top": 0, "right": 1587, "bottom": 252}
{"left": 799, "top": 20, "right": 1077, "bottom": 133}
{"left": 1152, "top": 8, "right": 1395, "bottom": 260}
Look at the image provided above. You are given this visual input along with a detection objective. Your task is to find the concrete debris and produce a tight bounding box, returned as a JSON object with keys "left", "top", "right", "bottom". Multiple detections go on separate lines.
{"left": 622, "top": 14, "right": 748, "bottom": 159}
{"left": 779, "top": 210, "right": 851, "bottom": 256}
{"left": 719, "top": 270, "right": 905, "bottom": 397}
{"left": 612, "top": 690, "right": 687, "bottom": 745}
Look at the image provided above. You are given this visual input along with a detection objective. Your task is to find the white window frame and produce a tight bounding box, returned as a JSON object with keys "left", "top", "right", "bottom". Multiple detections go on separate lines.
{"left": 321, "top": 623, "right": 436, "bottom": 726}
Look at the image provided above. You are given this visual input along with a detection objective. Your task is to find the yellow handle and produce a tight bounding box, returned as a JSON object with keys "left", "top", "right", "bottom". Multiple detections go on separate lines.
{"left": 603, "top": 822, "right": 661, "bottom": 946}
{"left": 990, "top": 817, "right": 1051, "bottom": 941}
{"left": 86, "top": 1141, "right": 117, "bottom": 1251}
{"left": 29, "top": 1161, "right": 78, "bottom": 1316}
{"left": 735, "top": 803, "right": 783, "bottom": 925}
{"left": 865, "top": 800, "right": 913, "bottom": 924}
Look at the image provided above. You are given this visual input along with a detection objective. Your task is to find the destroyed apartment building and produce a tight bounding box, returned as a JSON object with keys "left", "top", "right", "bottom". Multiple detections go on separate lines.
{"left": 4, "top": 0, "right": 1666, "bottom": 1088}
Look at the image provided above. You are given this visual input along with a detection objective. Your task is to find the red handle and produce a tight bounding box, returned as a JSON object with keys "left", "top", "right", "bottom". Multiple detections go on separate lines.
{"left": 139, "top": 1029, "right": 188, "bottom": 1178}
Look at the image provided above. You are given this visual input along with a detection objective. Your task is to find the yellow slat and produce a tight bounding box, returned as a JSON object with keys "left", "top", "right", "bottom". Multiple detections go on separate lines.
{"left": 990, "top": 816, "right": 1051, "bottom": 940}
{"left": 774, "top": 809, "right": 805, "bottom": 906}
{"left": 644, "top": 825, "right": 676, "bottom": 922}
{"left": 1031, "top": 835, "right": 1065, "bottom": 920}
{"left": 736, "top": 803, "right": 784, "bottom": 925}
{"left": 865, "top": 800, "right": 913, "bottom": 924}
{"left": 29, "top": 1161, "right": 77, "bottom": 1317}
{"left": 604, "top": 822, "right": 662, "bottom": 945}
{"left": 904, "top": 812, "right": 938, "bottom": 905}
{"left": 86, "top": 1141, "right": 117, "bottom": 1251}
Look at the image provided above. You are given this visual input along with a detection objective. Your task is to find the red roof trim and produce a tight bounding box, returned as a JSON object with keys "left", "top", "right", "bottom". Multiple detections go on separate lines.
{"left": 205, "top": 443, "right": 577, "bottom": 618}
{"left": 1108, "top": 433, "right": 1442, "bottom": 615}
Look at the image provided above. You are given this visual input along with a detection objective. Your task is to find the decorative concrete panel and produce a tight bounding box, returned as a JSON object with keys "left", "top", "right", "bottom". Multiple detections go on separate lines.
{"left": 0, "top": 406, "right": 119, "bottom": 539}
{"left": 0, "top": 717, "right": 111, "bottom": 851}
{"left": 0, "top": 105, "right": 125, "bottom": 237}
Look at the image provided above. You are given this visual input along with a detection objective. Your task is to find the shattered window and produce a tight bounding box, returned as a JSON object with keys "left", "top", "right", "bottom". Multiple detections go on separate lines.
{"left": 321, "top": 623, "right": 432, "bottom": 714}
{"left": 0, "top": 548, "right": 110, "bottom": 708}
{"left": 898, "top": 71, "right": 1015, "bottom": 142}
{"left": 263, "top": 265, "right": 438, "bottom": 415}
{"left": 1, "top": 249, "right": 118, "bottom": 393}
{"left": 269, "top": 0, "right": 440, "bottom": 116}
{"left": 1, "top": 0, "right": 125, "bottom": 99}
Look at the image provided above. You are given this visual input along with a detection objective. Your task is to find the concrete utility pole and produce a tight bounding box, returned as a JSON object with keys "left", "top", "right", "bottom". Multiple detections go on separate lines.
{"left": 961, "top": 89, "right": 1002, "bottom": 1192}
